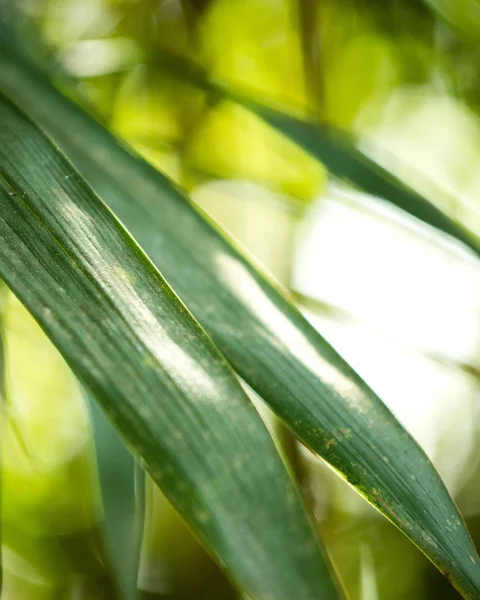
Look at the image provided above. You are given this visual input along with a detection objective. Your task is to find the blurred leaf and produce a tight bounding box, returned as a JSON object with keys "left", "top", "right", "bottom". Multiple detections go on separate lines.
{"left": 1, "top": 295, "right": 95, "bottom": 537}
{"left": 116, "top": 0, "right": 192, "bottom": 58}
{"left": 2, "top": 33, "right": 480, "bottom": 599}
{"left": 0, "top": 93, "right": 343, "bottom": 600}
{"left": 86, "top": 394, "right": 138, "bottom": 599}
{"left": 422, "top": 0, "right": 480, "bottom": 38}
{"left": 0, "top": 282, "right": 5, "bottom": 595}
{"left": 138, "top": 475, "right": 237, "bottom": 599}
{"left": 110, "top": 65, "right": 206, "bottom": 149}
{"left": 199, "top": 0, "right": 309, "bottom": 113}
{"left": 0, "top": 291, "right": 117, "bottom": 598}
{"left": 117, "top": 43, "right": 480, "bottom": 256}
{"left": 184, "top": 100, "right": 327, "bottom": 200}
{"left": 251, "top": 104, "right": 480, "bottom": 258}
{"left": 148, "top": 46, "right": 480, "bottom": 256}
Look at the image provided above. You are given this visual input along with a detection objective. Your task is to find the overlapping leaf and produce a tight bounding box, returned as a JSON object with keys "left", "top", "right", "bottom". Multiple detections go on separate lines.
{"left": 0, "top": 94, "right": 343, "bottom": 600}
{"left": 1, "top": 35, "right": 480, "bottom": 598}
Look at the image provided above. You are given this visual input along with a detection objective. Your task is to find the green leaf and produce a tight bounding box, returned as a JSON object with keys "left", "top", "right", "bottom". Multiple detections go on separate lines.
{"left": 150, "top": 48, "right": 480, "bottom": 258}
{"left": 86, "top": 392, "right": 139, "bottom": 599}
{"left": 250, "top": 105, "right": 480, "bottom": 258}
{"left": 0, "top": 283, "right": 6, "bottom": 596}
{"left": 111, "top": 44, "right": 480, "bottom": 259}
{"left": 0, "top": 94, "right": 344, "bottom": 600}
{"left": 1, "top": 37, "right": 480, "bottom": 598}
{"left": 164, "top": 48, "right": 480, "bottom": 258}
{"left": 137, "top": 473, "right": 237, "bottom": 599}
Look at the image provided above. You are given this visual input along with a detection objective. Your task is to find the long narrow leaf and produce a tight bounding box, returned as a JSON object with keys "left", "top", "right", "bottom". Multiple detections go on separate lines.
{"left": 251, "top": 105, "right": 480, "bottom": 258}
{"left": 115, "top": 45, "right": 480, "bottom": 258}
{"left": 0, "top": 94, "right": 344, "bottom": 600}
{"left": 159, "top": 49, "right": 480, "bottom": 257}
{"left": 0, "top": 282, "right": 5, "bottom": 595}
{"left": 87, "top": 393, "right": 138, "bottom": 599}
{"left": 1, "top": 38, "right": 480, "bottom": 597}
{"left": 162, "top": 50, "right": 480, "bottom": 258}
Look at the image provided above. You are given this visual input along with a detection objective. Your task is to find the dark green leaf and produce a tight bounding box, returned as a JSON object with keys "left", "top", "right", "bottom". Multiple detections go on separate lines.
{"left": 0, "top": 94, "right": 343, "bottom": 600}
{"left": 1, "top": 37, "right": 480, "bottom": 598}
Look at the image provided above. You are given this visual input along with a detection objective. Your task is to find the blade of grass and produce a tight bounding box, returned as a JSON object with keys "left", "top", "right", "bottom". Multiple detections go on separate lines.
{"left": 0, "top": 94, "right": 344, "bottom": 600}
{"left": 1, "top": 36, "right": 480, "bottom": 598}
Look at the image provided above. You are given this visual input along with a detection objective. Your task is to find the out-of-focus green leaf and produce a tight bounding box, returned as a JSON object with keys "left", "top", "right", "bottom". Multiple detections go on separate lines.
{"left": 251, "top": 104, "right": 480, "bottom": 258}
{"left": 137, "top": 474, "right": 237, "bottom": 600}
{"left": 0, "top": 94, "right": 344, "bottom": 600}
{"left": 421, "top": 0, "right": 480, "bottom": 38}
{"left": 1, "top": 34, "right": 480, "bottom": 599}
{"left": 0, "top": 282, "right": 5, "bottom": 595}
{"left": 165, "top": 49, "right": 480, "bottom": 257}
{"left": 0, "top": 288, "right": 117, "bottom": 598}
{"left": 86, "top": 394, "right": 138, "bottom": 599}
{"left": 124, "top": 46, "right": 480, "bottom": 258}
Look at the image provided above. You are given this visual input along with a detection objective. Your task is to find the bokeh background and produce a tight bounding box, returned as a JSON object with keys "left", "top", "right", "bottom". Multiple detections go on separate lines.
{"left": 2, "top": 0, "right": 480, "bottom": 598}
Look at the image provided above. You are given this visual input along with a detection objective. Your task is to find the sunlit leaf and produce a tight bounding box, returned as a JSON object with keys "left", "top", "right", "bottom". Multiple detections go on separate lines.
{"left": 0, "top": 92, "right": 343, "bottom": 600}
{"left": 171, "top": 47, "right": 480, "bottom": 257}
{"left": 1, "top": 33, "right": 480, "bottom": 598}
{"left": 252, "top": 104, "right": 480, "bottom": 258}
{"left": 122, "top": 44, "right": 480, "bottom": 258}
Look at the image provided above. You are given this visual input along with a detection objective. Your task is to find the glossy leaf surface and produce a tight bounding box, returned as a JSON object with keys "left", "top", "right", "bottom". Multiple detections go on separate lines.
{"left": 1, "top": 38, "right": 480, "bottom": 598}
{"left": 0, "top": 94, "right": 343, "bottom": 600}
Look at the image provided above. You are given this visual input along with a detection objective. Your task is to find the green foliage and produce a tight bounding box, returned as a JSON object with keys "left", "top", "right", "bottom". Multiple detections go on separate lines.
{"left": 2, "top": 1, "right": 480, "bottom": 598}
{"left": 0, "top": 93, "right": 343, "bottom": 600}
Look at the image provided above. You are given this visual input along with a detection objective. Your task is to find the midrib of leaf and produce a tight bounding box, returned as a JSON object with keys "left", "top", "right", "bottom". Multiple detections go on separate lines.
{"left": 0, "top": 94, "right": 344, "bottom": 600}
{"left": 1, "top": 35, "right": 480, "bottom": 598}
